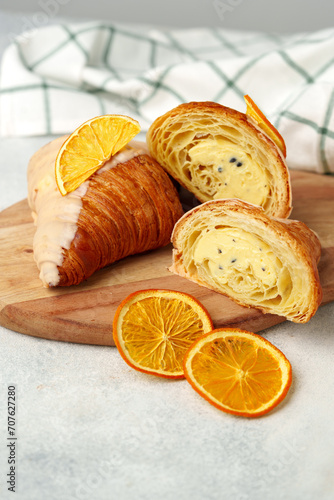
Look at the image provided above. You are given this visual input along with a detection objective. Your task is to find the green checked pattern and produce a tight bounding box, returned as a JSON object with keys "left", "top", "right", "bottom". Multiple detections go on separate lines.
{"left": 1, "top": 22, "right": 334, "bottom": 173}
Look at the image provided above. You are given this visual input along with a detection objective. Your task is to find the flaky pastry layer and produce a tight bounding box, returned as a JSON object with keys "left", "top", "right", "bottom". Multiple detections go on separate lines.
{"left": 28, "top": 139, "right": 183, "bottom": 287}
{"left": 147, "top": 101, "right": 292, "bottom": 218}
{"left": 170, "top": 199, "right": 322, "bottom": 323}
{"left": 57, "top": 154, "right": 184, "bottom": 286}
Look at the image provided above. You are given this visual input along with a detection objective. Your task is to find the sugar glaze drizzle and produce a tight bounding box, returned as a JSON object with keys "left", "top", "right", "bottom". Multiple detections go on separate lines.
{"left": 28, "top": 139, "right": 147, "bottom": 287}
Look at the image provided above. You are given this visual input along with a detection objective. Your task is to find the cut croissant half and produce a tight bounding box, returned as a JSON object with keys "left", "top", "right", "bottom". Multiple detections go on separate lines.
{"left": 147, "top": 101, "right": 292, "bottom": 218}
{"left": 28, "top": 138, "right": 183, "bottom": 287}
{"left": 170, "top": 199, "right": 322, "bottom": 323}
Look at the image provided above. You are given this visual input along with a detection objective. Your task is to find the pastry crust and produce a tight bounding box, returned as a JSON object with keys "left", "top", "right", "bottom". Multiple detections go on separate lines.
{"left": 147, "top": 101, "right": 292, "bottom": 218}
{"left": 28, "top": 139, "right": 184, "bottom": 287}
{"left": 58, "top": 154, "right": 183, "bottom": 286}
{"left": 170, "top": 199, "right": 322, "bottom": 323}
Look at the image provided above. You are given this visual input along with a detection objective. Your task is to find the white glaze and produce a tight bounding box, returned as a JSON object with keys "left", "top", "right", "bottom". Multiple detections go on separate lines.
{"left": 28, "top": 139, "right": 147, "bottom": 287}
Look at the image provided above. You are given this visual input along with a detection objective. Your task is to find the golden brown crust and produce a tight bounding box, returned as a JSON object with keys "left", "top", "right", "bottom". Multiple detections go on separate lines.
{"left": 147, "top": 101, "right": 292, "bottom": 218}
{"left": 57, "top": 154, "right": 183, "bottom": 286}
{"left": 170, "top": 199, "right": 322, "bottom": 323}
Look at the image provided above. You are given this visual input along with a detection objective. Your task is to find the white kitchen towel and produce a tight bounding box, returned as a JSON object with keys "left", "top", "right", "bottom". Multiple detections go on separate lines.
{"left": 1, "top": 21, "right": 334, "bottom": 174}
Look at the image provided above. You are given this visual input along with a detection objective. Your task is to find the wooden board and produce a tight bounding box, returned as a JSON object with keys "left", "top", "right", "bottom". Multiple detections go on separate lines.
{"left": 1, "top": 170, "right": 334, "bottom": 345}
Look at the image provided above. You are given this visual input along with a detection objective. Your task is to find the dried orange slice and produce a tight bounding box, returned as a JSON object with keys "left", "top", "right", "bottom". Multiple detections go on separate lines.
{"left": 244, "top": 95, "right": 287, "bottom": 157}
{"left": 55, "top": 114, "right": 141, "bottom": 195}
{"left": 113, "top": 290, "right": 214, "bottom": 379}
{"left": 184, "top": 328, "right": 292, "bottom": 417}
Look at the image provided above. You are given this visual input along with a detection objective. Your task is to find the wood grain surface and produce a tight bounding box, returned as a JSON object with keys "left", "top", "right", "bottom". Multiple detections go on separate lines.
{"left": 1, "top": 169, "right": 333, "bottom": 346}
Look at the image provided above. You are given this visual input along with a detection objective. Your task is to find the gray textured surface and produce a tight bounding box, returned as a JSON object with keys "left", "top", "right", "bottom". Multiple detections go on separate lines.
{"left": 1, "top": 305, "right": 334, "bottom": 500}
{"left": 1, "top": 10, "right": 334, "bottom": 500}
{"left": 2, "top": 0, "right": 334, "bottom": 33}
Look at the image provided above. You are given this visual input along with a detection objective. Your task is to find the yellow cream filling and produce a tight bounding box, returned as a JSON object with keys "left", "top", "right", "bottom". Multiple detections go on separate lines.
{"left": 183, "top": 137, "right": 270, "bottom": 206}
{"left": 192, "top": 227, "right": 292, "bottom": 304}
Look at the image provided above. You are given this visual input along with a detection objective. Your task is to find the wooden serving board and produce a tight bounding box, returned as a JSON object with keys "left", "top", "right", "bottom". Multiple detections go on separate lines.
{"left": 1, "top": 170, "right": 334, "bottom": 346}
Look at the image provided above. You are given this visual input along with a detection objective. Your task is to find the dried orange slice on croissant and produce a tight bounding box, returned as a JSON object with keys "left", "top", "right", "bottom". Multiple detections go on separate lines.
{"left": 55, "top": 114, "right": 141, "bottom": 195}
{"left": 244, "top": 95, "right": 287, "bottom": 157}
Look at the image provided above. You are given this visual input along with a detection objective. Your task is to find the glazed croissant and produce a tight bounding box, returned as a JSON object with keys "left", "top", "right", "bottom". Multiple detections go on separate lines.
{"left": 170, "top": 199, "right": 322, "bottom": 323}
{"left": 28, "top": 138, "right": 184, "bottom": 287}
{"left": 147, "top": 102, "right": 292, "bottom": 218}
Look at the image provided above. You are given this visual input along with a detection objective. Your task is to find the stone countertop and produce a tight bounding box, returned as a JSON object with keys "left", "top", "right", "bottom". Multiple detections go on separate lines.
{"left": 1, "top": 12, "right": 334, "bottom": 500}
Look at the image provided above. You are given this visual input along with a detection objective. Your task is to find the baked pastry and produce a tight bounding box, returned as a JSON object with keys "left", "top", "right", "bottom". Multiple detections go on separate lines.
{"left": 28, "top": 138, "right": 184, "bottom": 287}
{"left": 170, "top": 199, "right": 322, "bottom": 323}
{"left": 147, "top": 101, "right": 292, "bottom": 218}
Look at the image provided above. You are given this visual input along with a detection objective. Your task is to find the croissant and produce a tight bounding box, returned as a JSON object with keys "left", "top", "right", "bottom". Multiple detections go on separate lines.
{"left": 28, "top": 138, "right": 184, "bottom": 287}
{"left": 170, "top": 199, "right": 322, "bottom": 323}
{"left": 147, "top": 102, "right": 292, "bottom": 218}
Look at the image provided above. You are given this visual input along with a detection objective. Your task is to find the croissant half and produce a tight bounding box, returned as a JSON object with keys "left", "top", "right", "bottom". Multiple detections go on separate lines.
{"left": 170, "top": 199, "right": 322, "bottom": 323}
{"left": 147, "top": 102, "right": 292, "bottom": 218}
{"left": 28, "top": 138, "right": 184, "bottom": 287}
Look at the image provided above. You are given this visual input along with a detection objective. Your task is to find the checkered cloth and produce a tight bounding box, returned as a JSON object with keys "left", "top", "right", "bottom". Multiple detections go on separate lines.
{"left": 1, "top": 22, "right": 334, "bottom": 174}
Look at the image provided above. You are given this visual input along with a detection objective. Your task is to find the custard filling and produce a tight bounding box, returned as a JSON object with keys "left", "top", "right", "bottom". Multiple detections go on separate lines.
{"left": 181, "top": 136, "right": 270, "bottom": 207}
{"left": 192, "top": 227, "right": 294, "bottom": 310}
